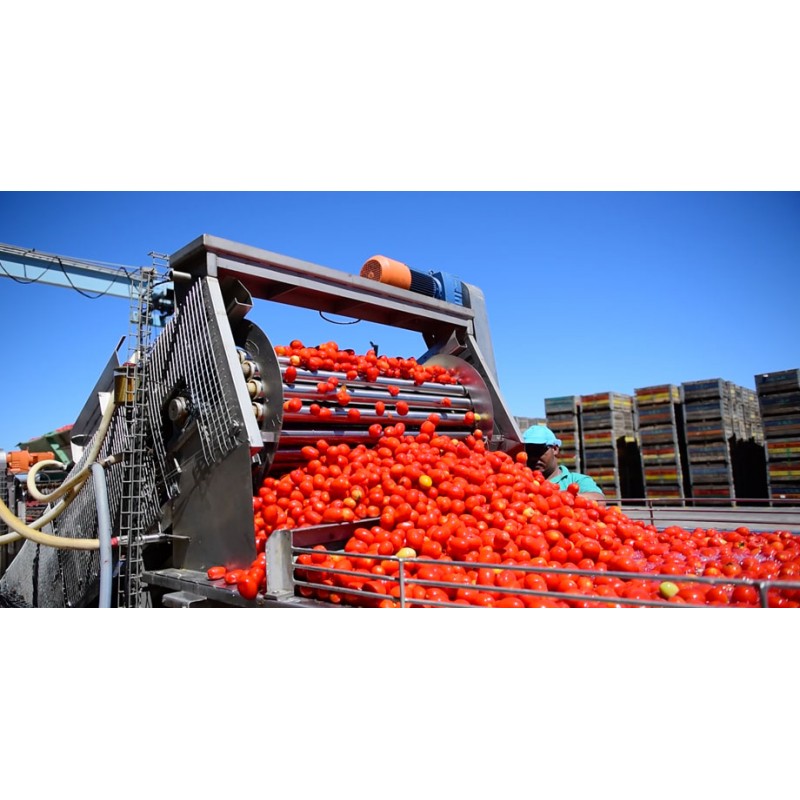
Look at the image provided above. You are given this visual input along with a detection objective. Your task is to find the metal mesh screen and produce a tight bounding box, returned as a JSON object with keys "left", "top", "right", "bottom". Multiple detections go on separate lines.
{"left": 147, "top": 279, "right": 242, "bottom": 484}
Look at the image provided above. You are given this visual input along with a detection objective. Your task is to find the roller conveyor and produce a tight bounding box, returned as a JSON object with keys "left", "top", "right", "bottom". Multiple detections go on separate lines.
{"left": 238, "top": 348, "right": 495, "bottom": 473}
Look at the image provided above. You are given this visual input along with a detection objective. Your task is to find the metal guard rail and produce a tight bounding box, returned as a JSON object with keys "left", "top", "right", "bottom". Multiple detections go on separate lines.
{"left": 290, "top": 545, "right": 800, "bottom": 609}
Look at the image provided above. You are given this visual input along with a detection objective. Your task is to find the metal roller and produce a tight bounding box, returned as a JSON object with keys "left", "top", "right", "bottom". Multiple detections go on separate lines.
{"left": 236, "top": 325, "right": 495, "bottom": 478}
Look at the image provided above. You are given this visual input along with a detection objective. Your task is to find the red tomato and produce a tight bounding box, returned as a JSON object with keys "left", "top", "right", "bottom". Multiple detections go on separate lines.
{"left": 524, "top": 573, "right": 547, "bottom": 592}
{"left": 495, "top": 596, "right": 525, "bottom": 608}
{"left": 425, "top": 587, "right": 450, "bottom": 604}
{"left": 731, "top": 585, "right": 759, "bottom": 605}
{"left": 363, "top": 580, "right": 388, "bottom": 596}
{"left": 471, "top": 592, "right": 495, "bottom": 607}
{"left": 706, "top": 586, "right": 731, "bottom": 605}
{"left": 421, "top": 539, "right": 443, "bottom": 559}
{"left": 237, "top": 575, "right": 259, "bottom": 600}
{"left": 224, "top": 569, "right": 245, "bottom": 585}
{"left": 677, "top": 586, "right": 707, "bottom": 605}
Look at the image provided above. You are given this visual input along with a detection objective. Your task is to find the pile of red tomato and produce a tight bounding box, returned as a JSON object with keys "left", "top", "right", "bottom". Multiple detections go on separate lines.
{"left": 276, "top": 339, "right": 461, "bottom": 387}
{"left": 206, "top": 342, "right": 800, "bottom": 607}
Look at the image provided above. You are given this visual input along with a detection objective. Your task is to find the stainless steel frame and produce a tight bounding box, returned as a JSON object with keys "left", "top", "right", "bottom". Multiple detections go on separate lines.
{"left": 169, "top": 235, "right": 523, "bottom": 453}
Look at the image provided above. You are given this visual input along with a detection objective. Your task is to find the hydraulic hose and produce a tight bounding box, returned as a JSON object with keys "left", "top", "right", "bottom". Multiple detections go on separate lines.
{"left": 0, "top": 451, "right": 123, "bottom": 547}
{"left": 26, "top": 395, "right": 117, "bottom": 503}
{"left": 0, "top": 396, "right": 119, "bottom": 550}
{"left": 26, "top": 460, "right": 88, "bottom": 502}
{"left": 0, "top": 485, "right": 81, "bottom": 545}
{"left": 0, "top": 496, "right": 109, "bottom": 550}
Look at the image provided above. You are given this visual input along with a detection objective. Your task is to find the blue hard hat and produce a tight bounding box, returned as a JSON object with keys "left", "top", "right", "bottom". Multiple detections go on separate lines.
{"left": 522, "top": 425, "right": 562, "bottom": 447}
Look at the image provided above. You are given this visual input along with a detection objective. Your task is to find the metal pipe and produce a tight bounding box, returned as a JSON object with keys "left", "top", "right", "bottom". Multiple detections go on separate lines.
{"left": 280, "top": 384, "right": 473, "bottom": 408}
{"left": 276, "top": 358, "right": 470, "bottom": 395}
{"left": 91, "top": 463, "right": 113, "bottom": 608}
{"left": 279, "top": 410, "right": 475, "bottom": 427}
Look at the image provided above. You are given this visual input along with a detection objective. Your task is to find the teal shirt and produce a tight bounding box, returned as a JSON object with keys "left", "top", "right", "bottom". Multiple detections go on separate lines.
{"left": 548, "top": 465, "right": 604, "bottom": 495}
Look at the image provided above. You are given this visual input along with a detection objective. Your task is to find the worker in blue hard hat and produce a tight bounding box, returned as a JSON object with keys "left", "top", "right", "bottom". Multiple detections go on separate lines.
{"left": 522, "top": 425, "right": 605, "bottom": 505}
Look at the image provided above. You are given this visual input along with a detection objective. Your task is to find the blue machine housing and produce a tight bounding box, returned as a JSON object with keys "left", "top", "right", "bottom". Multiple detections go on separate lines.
{"left": 432, "top": 270, "right": 465, "bottom": 305}
{"left": 408, "top": 268, "right": 466, "bottom": 306}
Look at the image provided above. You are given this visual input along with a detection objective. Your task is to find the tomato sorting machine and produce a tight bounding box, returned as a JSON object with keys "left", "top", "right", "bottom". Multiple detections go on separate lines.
{"left": 0, "top": 235, "right": 523, "bottom": 608}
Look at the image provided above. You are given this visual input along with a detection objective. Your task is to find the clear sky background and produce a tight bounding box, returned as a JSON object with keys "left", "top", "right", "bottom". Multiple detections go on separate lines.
{"left": 0, "top": 190, "right": 797, "bottom": 451}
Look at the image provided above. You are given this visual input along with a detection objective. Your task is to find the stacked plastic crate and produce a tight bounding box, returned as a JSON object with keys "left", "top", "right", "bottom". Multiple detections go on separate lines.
{"left": 634, "top": 384, "right": 685, "bottom": 502}
{"left": 681, "top": 378, "right": 736, "bottom": 503}
{"left": 544, "top": 396, "right": 581, "bottom": 472}
{"left": 755, "top": 369, "right": 800, "bottom": 502}
{"left": 741, "top": 387, "right": 764, "bottom": 443}
{"left": 514, "top": 416, "right": 547, "bottom": 432}
{"left": 579, "top": 392, "right": 634, "bottom": 500}
{"left": 728, "top": 385, "right": 768, "bottom": 501}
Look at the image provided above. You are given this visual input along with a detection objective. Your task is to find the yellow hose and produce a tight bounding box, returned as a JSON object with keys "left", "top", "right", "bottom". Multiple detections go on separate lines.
{"left": 0, "top": 485, "right": 82, "bottom": 545}
{"left": 0, "top": 396, "right": 118, "bottom": 550}
{"left": 25, "top": 459, "right": 83, "bottom": 501}
{"left": 26, "top": 396, "right": 117, "bottom": 502}
{"left": 0, "top": 497, "right": 102, "bottom": 550}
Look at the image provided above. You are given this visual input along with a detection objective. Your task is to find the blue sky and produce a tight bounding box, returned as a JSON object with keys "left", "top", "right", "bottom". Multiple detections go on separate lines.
{"left": 0, "top": 191, "right": 798, "bottom": 452}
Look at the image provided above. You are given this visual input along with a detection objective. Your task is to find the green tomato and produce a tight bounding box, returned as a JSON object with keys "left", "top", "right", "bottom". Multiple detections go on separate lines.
{"left": 659, "top": 581, "right": 679, "bottom": 599}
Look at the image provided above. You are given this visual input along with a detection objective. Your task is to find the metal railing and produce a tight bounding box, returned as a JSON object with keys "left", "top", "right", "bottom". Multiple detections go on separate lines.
{"left": 289, "top": 545, "right": 800, "bottom": 608}
{"left": 606, "top": 498, "right": 800, "bottom": 534}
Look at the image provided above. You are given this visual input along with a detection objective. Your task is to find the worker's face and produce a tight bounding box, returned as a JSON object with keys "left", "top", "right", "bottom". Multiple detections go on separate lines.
{"left": 526, "top": 443, "right": 559, "bottom": 478}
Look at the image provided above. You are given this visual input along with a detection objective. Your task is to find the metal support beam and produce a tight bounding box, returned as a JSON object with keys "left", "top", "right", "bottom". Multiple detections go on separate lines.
{"left": 0, "top": 242, "right": 140, "bottom": 299}
{"left": 170, "top": 234, "right": 477, "bottom": 336}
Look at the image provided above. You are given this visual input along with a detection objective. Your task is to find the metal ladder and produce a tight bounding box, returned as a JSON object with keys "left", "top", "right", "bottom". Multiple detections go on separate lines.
{"left": 117, "top": 265, "right": 159, "bottom": 608}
